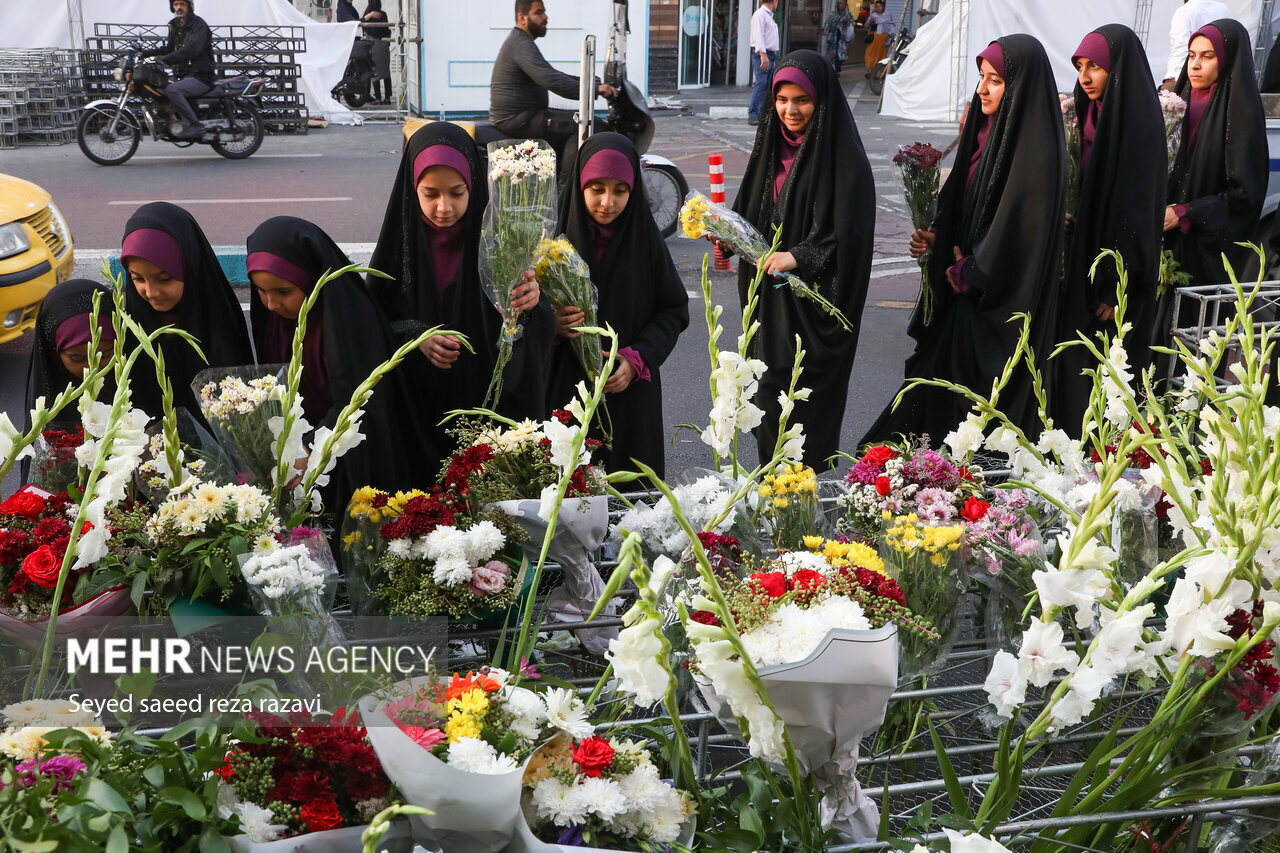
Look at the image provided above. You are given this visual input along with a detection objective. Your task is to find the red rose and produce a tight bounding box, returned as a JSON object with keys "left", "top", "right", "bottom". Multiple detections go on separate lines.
{"left": 960, "top": 497, "right": 990, "bottom": 522}
{"left": 789, "top": 569, "right": 827, "bottom": 593}
{"left": 299, "top": 800, "right": 344, "bottom": 833}
{"left": 570, "top": 735, "right": 616, "bottom": 777}
{"left": 874, "top": 476, "right": 892, "bottom": 496}
{"left": 863, "top": 445, "right": 898, "bottom": 466}
{"left": 690, "top": 610, "right": 720, "bottom": 626}
{"left": 1, "top": 489, "right": 47, "bottom": 520}
{"left": 22, "top": 545, "right": 63, "bottom": 589}
{"left": 748, "top": 572, "right": 788, "bottom": 599}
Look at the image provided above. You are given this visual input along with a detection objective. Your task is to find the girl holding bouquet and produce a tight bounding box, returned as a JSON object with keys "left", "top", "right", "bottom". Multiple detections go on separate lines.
{"left": 864, "top": 36, "right": 1066, "bottom": 444}
{"left": 552, "top": 132, "right": 690, "bottom": 477}
{"left": 368, "top": 122, "right": 556, "bottom": 455}
{"left": 121, "top": 202, "right": 253, "bottom": 420}
{"left": 246, "top": 216, "right": 436, "bottom": 497}
{"left": 730, "top": 50, "right": 875, "bottom": 467}
{"left": 1157, "top": 20, "right": 1266, "bottom": 339}
{"left": 1051, "top": 25, "right": 1166, "bottom": 432}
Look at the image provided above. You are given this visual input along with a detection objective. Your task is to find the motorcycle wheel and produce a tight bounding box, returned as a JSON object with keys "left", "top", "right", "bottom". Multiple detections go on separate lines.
{"left": 868, "top": 66, "right": 886, "bottom": 96}
{"left": 212, "top": 102, "right": 265, "bottom": 160}
{"left": 343, "top": 85, "right": 370, "bottom": 109}
{"left": 77, "top": 108, "right": 140, "bottom": 166}
{"left": 644, "top": 161, "right": 688, "bottom": 240}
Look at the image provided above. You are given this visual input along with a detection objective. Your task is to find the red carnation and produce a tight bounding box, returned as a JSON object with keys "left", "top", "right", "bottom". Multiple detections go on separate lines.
{"left": 370, "top": 492, "right": 389, "bottom": 508}
{"left": 690, "top": 610, "right": 720, "bottom": 626}
{"left": 571, "top": 736, "right": 615, "bottom": 777}
{"left": 300, "top": 800, "right": 344, "bottom": 833}
{"left": 960, "top": 497, "right": 990, "bottom": 522}
{"left": 790, "top": 569, "right": 827, "bottom": 593}
{"left": 22, "top": 545, "right": 64, "bottom": 589}
{"left": 875, "top": 476, "right": 892, "bottom": 496}
{"left": 551, "top": 409, "right": 574, "bottom": 424}
{"left": 863, "top": 445, "right": 898, "bottom": 467}
{"left": 1, "top": 489, "right": 47, "bottom": 520}
{"left": 748, "top": 572, "right": 788, "bottom": 599}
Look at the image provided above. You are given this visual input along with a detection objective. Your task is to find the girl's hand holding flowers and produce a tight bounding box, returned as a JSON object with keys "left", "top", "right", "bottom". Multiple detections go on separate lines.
{"left": 604, "top": 354, "right": 636, "bottom": 393}
{"left": 760, "top": 251, "right": 798, "bottom": 275}
{"left": 511, "top": 269, "right": 539, "bottom": 314}
{"left": 422, "top": 334, "right": 463, "bottom": 369}
{"left": 908, "top": 228, "right": 935, "bottom": 258}
{"left": 555, "top": 305, "right": 585, "bottom": 339}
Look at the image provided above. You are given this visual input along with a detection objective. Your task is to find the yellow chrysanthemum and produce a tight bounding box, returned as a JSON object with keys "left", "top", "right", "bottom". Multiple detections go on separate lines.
{"left": 758, "top": 485, "right": 773, "bottom": 498}
{"left": 803, "top": 535, "right": 824, "bottom": 550}
{"left": 342, "top": 531, "right": 362, "bottom": 551}
{"left": 772, "top": 496, "right": 790, "bottom": 508}
{"left": 679, "top": 197, "right": 710, "bottom": 239}
{"left": 444, "top": 712, "right": 483, "bottom": 743}
{"left": 447, "top": 688, "right": 490, "bottom": 718}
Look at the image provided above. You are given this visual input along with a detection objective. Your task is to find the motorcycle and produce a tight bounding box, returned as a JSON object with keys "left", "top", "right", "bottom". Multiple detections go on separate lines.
{"left": 76, "top": 44, "right": 267, "bottom": 166}
{"left": 868, "top": 28, "right": 913, "bottom": 96}
{"left": 331, "top": 37, "right": 377, "bottom": 109}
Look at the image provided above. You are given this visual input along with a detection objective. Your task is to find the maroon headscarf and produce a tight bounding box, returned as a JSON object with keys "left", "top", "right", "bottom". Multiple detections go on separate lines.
{"left": 1186, "top": 25, "right": 1226, "bottom": 146}
{"left": 1073, "top": 29, "right": 1113, "bottom": 168}
{"left": 121, "top": 228, "right": 185, "bottom": 282}
{"left": 54, "top": 313, "right": 116, "bottom": 353}
{"left": 967, "top": 43, "right": 1006, "bottom": 184}
{"left": 414, "top": 143, "right": 473, "bottom": 295}
{"left": 1072, "top": 32, "right": 1111, "bottom": 73}
{"left": 771, "top": 66, "right": 818, "bottom": 200}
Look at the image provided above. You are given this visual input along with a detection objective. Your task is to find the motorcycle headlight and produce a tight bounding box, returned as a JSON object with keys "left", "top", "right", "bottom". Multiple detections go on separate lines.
{"left": 113, "top": 67, "right": 124, "bottom": 81}
{"left": 0, "top": 223, "right": 32, "bottom": 260}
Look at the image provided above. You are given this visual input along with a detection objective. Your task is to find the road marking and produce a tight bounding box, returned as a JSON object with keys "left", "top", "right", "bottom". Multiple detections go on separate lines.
{"left": 76, "top": 242, "right": 379, "bottom": 257}
{"left": 876, "top": 300, "right": 915, "bottom": 309}
{"left": 132, "top": 153, "right": 325, "bottom": 160}
{"left": 107, "top": 197, "right": 352, "bottom": 205}
{"left": 872, "top": 257, "right": 915, "bottom": 266}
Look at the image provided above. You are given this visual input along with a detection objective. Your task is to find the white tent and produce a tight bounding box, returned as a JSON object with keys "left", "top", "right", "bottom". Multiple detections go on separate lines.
{"left": 881, "top": 0, "right": 1280, "bottom": 122}
{"left": 6, "top": 0, "right": 361, "bottom": 124}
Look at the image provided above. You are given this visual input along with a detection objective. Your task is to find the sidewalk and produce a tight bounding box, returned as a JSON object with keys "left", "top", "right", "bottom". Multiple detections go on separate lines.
{"left": 647, "top": 61, "right": 875, "bottom": 119}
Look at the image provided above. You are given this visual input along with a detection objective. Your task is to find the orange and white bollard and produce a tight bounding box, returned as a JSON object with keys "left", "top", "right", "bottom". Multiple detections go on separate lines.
{"left": 709, "top": 153, "right": 731, "bottom": 271}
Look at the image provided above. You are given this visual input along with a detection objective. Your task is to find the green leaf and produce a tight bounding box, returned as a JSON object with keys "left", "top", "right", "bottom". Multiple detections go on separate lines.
{"left": 143, "top": 762, "right": 167, "bottom": 788}
{"left": 158, "top": 786, "right": 206, "bottom": 821}
{"left": 928, "top": 716, "right": 972, "bottom": 821}
{"left": 209, "top": 555, "right": 230, "bottom": 589}
{"left": 106, "top": 823, "right": 128, "bottom": 853}
{"left": 199, "top": 824, "right": 230, "bottom": 853}
{"left": 738, "top": 805, "right": 765, "bottom": 845}
{"left": 87, "top": 779, "right": 130, "bottom": 814}
{"left": 130, "top": 571, "right": 149, "bottom": 610}
{"left": 227, "top": 535, "right": 248, "bottom": 557}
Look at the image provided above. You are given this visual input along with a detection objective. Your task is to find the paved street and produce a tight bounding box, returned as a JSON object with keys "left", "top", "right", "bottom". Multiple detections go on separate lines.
{"left": 0, "top": 74, "right": 964, "bottom": 479}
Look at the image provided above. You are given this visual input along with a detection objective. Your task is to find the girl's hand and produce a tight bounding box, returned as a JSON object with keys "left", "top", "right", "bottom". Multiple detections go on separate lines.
{"left": 1095, "top": 302, "right": 1115, "bottom": 322}
{"left": 286, "top": 454, "right": 308, "bottom": 490}
{"left": 761, "top": 251, "right": 798, "bottom": 275}
{"left": 708, "top": 236, "right": 733, "bottom": 258}
{"left": 1163, "top": 206, "right": 1181, "bottom": 232}
{"left": 556, "top": 305, "right": 586, "bottom": 339}
{"left": 946, "top": 246, "right": 965, "bottom": 293}
{"left": 421, "top": 334, "right": 461, "bottom": 369}
{"left": 512, "top": 270, "right": 540, "bottom": 314}
{"left": 604, "top": 355, "right": 636, "bottom": 393}
{"left": 908, "top": 228, "right": 936, "bottom": 258}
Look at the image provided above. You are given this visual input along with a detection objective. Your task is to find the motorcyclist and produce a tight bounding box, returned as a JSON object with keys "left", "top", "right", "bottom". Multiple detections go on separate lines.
{"left": 489, "top": 0, "right": 616, "bottom": 168}
{"left": 140, "top": 0, "right": 216, "bottom": 139}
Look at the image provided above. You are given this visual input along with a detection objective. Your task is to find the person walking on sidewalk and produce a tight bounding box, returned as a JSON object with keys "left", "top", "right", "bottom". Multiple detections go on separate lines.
{"left": 822, "top": 0, "right": 855, "bottom": 73}
{"left": 748, "top": 0, "right": 780, "bottom": 125}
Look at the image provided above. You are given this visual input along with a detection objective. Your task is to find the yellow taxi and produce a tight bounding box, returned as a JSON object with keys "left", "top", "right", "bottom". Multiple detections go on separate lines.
{"left": 0, "top": 172, "right": 75, "bottom": 343}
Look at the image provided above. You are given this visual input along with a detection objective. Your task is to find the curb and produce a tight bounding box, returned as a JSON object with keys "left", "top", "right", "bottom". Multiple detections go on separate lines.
{"left": 74, "top": 244, "right": 379, "bottom": 285}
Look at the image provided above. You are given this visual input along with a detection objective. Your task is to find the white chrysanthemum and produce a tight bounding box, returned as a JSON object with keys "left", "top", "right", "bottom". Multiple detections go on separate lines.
{"left": 614, "top": 761, "right": 668, "bottom": 817}
{"left": 432, "top": 555, "right": 474, "bottom": 587}
{"left": 542, "top": 687, "right": 593, "bottom": 739}
{"left": 577, "top": 775, "right": 628, "bottom": 821}
{"left": 464, "top": 520, "right": 505, "bottom": 562}
{"left": 446, "top": 737, "right": 517, "bottom": 774}
{"left": 424, "top": 526, "right": 466, "bottom": 561}
{"left": 192, "top": 482, "right": 227, "bottom": 518}
{"left": 640, "top": 794, "right": 686, "bottom": 843}
{"left": 739, "top": 597, "right": 870, "bottom": 668}
{"left": 387, "top": 539, "right": 412, "bottom": 559}
{"left": 503, "top": 686, "right": 546, "bottom": 742}
{"left": 236, "top": 801, "right": 288, "bottom": 843}
{"left": 776, "top": 550, "right": 828, "bottom": 576}
{"left": 532, "top": 777, "right": 588, "bottom": 826}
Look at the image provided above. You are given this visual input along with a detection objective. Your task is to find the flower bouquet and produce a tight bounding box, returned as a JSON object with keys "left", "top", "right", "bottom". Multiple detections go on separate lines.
{"left": 679, "top": 190, "right": 852, "bottom": 331}
{"left": 513, "top": 734, "right": 697, "bottom": 851}
{"left": 960, "top": 489, "right": 1045, "bottom": 652}
{"left": 534, "top": 236, "right": 603, "bottom": 385}
{"left": 687, "top": 548, "right": 928, "bottom": 841}
{"left": 217, "top": 707, "right": 410, "bottom": 852}
{"left": 340, "top": 487, "right": 437, "bottom": 622}
{"left": 446, "top": 414, "right": 613, "bottom": 650}
{"left": 0, "top": 699, "right": 112, "bottom": 761}
{"left": 838, "top": 438, "right": 984, "bottom": 543}
{"left": 375, "top": 516, "right": 520, "bottom": 620}
{"left": 359, "top": 666, "right": 585, "bottom": 853}
{"left": 193, "top": 366, "right": 286, "bottom": 488}
{"left": 0, "top": 485, "right": 131, "bottom": 648}
{"left": 479, "top": 139, "right": 558, "bottom": 407}
{"left": 879, "top": 512, "right": 966, "bottom": 677}
{"left": 893, "top": 142, "right": 943, "bottom": 325}
{"left": 29, "top": 426, "right": 84, "bottom": 493}
{"left": 612, "top": 471, "right": 760, "bottom": 564}
{"left": 1061, "top": 93, "right": 1081, "bottom": 213}
{"left": 757, "top": 463, "right": 825, "bottom": 552}
{"left": 1159, "top": 88, "right": 1187, "bottom": 175}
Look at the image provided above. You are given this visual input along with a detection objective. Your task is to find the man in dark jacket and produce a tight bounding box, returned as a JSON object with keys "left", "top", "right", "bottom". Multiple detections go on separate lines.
{"left": 489, "top": 0, "right": 615, "bottom": 164}
{"left": 142, "top": 0, "right": 216, "bottom": 138}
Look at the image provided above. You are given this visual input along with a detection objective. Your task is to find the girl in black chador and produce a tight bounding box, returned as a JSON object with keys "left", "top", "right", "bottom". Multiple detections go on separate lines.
{"left": 864, "top": 35, "right": 1066, "bottom": 445}
{"left": 731, "top": 49, "right": 875, "bottom": 468}
{"left": 1051, "top": 25, "right": 1166, "bottom": 434}
{"left": 551, "top": 132, "right": 689, "bottom": 478}
{"left": 121, "top": 202, "right": 253, "bottom": 420}
{"left": 247, "top": 216, "right": 436, "bottom": 500}
{"left": 367, "top": 122, "right": 556, "bottom": 458}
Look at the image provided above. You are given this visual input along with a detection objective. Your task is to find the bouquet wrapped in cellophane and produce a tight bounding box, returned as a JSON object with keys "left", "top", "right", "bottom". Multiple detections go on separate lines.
{"left": 892, "top": 142, "right": 943, "bottom": 326}
{"left": 533, "top": 235, "right": 603, "bottom": 384}
{"left": 1159, "top": 88, "right": 1186, "bottom": 175}
{"left": 192, "top": 365, "right": 286, "bottom": 488}
{"left": 679, "top": 191, "right": 852, "bottom": 331}
{"left": 479, "top": 139, "right": 558, "bottom": 408}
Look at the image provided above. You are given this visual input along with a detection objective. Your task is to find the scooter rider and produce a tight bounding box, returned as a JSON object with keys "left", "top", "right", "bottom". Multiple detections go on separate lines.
{"left": 141, "top": 0, "right": 216, "bottom": 139}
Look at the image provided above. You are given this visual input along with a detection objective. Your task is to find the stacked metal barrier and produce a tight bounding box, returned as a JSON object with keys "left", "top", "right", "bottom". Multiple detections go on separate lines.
{"left": 1167, "top": 281, "right": 1280, "bottom": 386}
{"left": 82, "top": 23, "right": 309, "bottom": 134}
{"left": 0, "top": 48, "right": 85, "bottom": 148}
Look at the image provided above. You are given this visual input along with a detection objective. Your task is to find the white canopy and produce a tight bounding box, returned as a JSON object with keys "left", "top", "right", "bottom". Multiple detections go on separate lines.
{"left": 881, "top": 0, "right": 1280, "bottom": 122}
{"left": 7, "top": 0, "right": 361, "bottom": 124}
